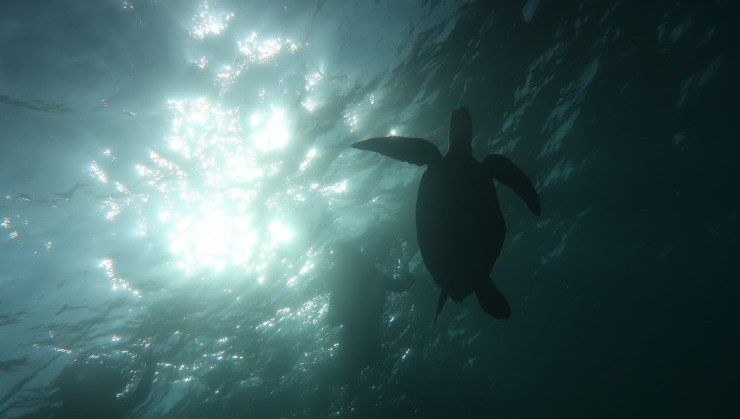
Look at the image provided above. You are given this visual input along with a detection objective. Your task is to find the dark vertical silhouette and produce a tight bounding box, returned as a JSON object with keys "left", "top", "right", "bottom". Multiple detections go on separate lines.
{"left": 323, "top": 242, "right": 413, "bottom": 382}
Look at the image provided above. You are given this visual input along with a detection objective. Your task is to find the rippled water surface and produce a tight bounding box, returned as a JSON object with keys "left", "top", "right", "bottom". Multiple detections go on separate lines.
{"left": 1, "top": 1, "right": 738, "bottom": 417}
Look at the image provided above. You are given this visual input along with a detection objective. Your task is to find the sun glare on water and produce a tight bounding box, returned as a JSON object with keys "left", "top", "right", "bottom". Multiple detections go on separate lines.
{"left": 84, "top": 2, "right": 363, "bottom": 285}
{"left": 155, "top": 98, "right": 296, "bottom": 276}
{"left": 89, "top": 93, "right": 302, "bottom": 279}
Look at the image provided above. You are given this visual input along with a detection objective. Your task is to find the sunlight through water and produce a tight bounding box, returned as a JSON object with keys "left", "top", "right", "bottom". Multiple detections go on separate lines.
{"left": 145, "top": 96, "right": 295, "bottom": 275}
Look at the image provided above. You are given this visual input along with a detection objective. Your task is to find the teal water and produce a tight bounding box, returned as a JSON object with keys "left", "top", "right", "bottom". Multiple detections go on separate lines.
{"left": 1, "top": 1, "right": 738, "bottom": 417}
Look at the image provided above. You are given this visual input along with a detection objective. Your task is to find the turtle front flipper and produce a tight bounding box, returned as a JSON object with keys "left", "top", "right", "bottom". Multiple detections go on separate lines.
{"left": 482, "top": 154, "right": 541, "bottom": 215}
{"left": 474, "top": 277, "right": 511, "bottom": 319}
{"left": 434, "top": 290, "right": 448, "bottom": 323}
{"left": 352, "top": 137, "right": 442, "bottom": 166}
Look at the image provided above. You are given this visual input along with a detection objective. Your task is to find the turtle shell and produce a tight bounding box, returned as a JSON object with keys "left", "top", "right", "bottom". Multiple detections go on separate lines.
{"left": 415, "top": 155, "right": 506, "bottom": 302}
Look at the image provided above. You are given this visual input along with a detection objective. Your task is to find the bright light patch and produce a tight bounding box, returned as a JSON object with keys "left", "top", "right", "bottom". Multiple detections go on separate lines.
{"left": 115, "top": 182, "right": 129, "bottom": 195}
{"left": 252, "top": 108, "right": 290, "bottom": 152}
{"left": 269, "top": 221, "right": 293, "bottom": 244}
{"left": 191, "top": 2, "right": 234, "bottom": 39}
{"left": 301, "top": 99, "right": 317, "bottom": 112}
{"left": 344, "top": 112, "right": 359, "bottom": 131}
{"left": 159, "top": 210, "right": 172, "bottom": 223}
{"left": 194, "top": 56, "right": 209, "bottom": 70}
{"left": 225, "top": 154, "right": 264, "bottom": 183}
{"left": 102, "top": 199, "right": 121, "bottom": 221}
{"left": 98, "top": 258, "right": 139, "bottom": 295}
{"left": 89, "top": 60, "right": 308, "bottom": 276}
{"left": 300, "top": 148, "right": 317, "bottom": 171}
{"left": 249, "top": 114, "right": 261, "bottom": 127}
{"left": 89, "top": 162, "right": 108, "bottom": 183}
{"left": 134, "top": 98, "right": 272, "bottom": 274}
{"left": 169, "top": 207, "right": 258, "bottom": 273}
{"left": 135, "top": 165, "right": 152, "bottom": 179}
{"left": 217, "top": 66, "right": 240, "bottom": 90}
{"left": 298, "top": 250, "right": 316, "bottom": 275}
{"left": 321, "top": 180, "right": 348, "bottom": 195}
{"left": 305, "top": 72, "right": 323, "bottom": 90}
{"left": 238, "top": 33, "right": 299, "bottom": 64}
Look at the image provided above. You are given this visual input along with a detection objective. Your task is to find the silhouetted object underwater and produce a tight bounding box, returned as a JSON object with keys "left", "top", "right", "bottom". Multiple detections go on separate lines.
{"left": 324, "top": 242, "right": 413, "bottom": 381}
{"left": 0, "top": 93, "right": 69, "bottom": 113}
{"left": 17, "top": 350, "right": 156, "bottom": 419}
{"left": 352, "top": 106, "right": 541, "bottom": 321}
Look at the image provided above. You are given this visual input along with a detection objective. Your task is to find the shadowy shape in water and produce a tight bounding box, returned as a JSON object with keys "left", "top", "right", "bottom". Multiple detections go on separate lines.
{"left": 0, "top": 94, "right": 69, "bottom": 113}
{"left": 0, "top": 356, "right": 28, "bottom": 373}
{"left": 16, "top": 350, "right": 156, "bottom": 419}
{"left": 14, "top": 180, "right": 91, "bottom": 207}
{"left": 352, "top": 106, "right": 541, "bottom": 321}
{"left": 324, "top": 242, "right": 413, "bottom": 381}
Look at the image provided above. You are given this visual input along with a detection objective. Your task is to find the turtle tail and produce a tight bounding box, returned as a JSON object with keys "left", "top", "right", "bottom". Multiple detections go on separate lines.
{"left": 434, "top": 291, "right": 448, "bottom": 323}
{"left": 474, "top": 277, "right": 511, "bottom": 319}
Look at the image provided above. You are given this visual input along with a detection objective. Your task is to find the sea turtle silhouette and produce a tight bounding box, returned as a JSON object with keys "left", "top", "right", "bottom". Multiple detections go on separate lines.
{"left": 352, "top": 106, "right": 541, "bottom": 320}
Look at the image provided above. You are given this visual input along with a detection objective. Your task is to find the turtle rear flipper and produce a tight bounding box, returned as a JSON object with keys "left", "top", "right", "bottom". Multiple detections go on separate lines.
{"left": 434, "top": 291, "right": 448, "bottom": 323}
{"left": 474, "top": 278, "right": 511, "bottom": 319}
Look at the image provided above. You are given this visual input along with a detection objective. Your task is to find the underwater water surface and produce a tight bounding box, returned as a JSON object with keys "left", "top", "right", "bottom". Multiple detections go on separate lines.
{"left": 1, "top": 1, "right": 738, "bottom": 418}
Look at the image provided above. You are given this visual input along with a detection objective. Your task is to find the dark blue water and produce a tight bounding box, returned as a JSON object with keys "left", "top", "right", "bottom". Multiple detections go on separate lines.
{"left": 1, "top": 1, "right": 738, "bottom": 417}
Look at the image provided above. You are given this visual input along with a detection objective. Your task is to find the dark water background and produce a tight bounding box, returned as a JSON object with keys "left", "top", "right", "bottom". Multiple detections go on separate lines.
{"left": 1, "top": 1, "right": 738, "bottom": 417}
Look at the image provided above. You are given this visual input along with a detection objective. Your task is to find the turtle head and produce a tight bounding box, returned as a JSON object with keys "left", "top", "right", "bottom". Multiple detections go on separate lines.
{"left": 448, "top": 106, "right": 472, "bottom": 155}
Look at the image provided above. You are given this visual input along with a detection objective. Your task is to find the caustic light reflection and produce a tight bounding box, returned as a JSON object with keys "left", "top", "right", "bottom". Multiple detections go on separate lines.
{"left": 169, "top": 206, "right": 258, "bottom": 273}
{"left": 251, "top": 108, "right": 290, "bottom": 152}
{"left": 82, "top": 2, "right": 340, "bottom": 281}
{"left": 88, "top": 96, "right": 299, "bottom": 277}
{"left": 191, "top": 1, "right": 234, "bottom": 39}
{"left": 238, "top": 32, "right": 299, "bottom": 64}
